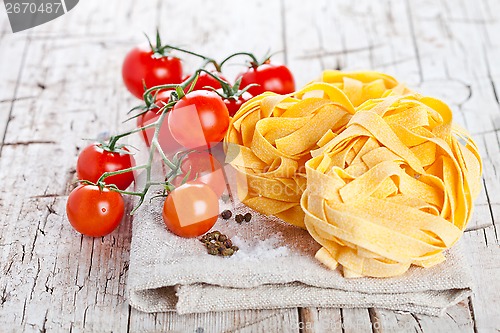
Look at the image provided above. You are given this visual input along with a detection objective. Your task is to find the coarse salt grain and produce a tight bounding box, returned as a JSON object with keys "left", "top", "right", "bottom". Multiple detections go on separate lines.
{"left": 231, "top": 234, "right": 289, "bottom": 261}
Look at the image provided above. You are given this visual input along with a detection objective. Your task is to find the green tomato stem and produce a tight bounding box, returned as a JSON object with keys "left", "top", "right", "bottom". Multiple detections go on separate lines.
{"left": 219, "top": 52, "right": 260, "bottom": 68}
{"left": 97, "top": 164, "right": 149, "bottom": 184}
{"left": 108, "top": 122, "right": 158, "bottom": 151}
{"left": 142, "top": 83, "right": 181, "bottom": 104}
{"left": 153, "top": 140, "right": 176, "bottom": 170}
{"left": 161, "top": 44, "right": 219, "bottom": 70}
{"left": 107, "top": 187, "right": 144, "bottom": 197}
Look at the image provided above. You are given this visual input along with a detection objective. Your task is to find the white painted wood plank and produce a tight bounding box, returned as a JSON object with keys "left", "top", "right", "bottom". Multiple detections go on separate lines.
{"left": 0, "top": 1, "right": 151, "bottom": 332}
{"left": 284, "top": 0, "right": 422, "bottom": 86}
{"left": 464, "top": 229, "right": 500, "bottom": 332}
{"left": 369, "top": 300, "right": 474, "bottom": 333}
{"left": 129, "top": 309, "right": 300, "bottom": 333}
{"left": 298, "top": 308, "right": 343, "bottom": 333}
{"left": 408, "top": 0, "right": 499, "bottom": 135}
{"left": 341, "top": 308, "right": 373, "bottom": 333}
{"left": 0, "top": 145, "right": 133, "bottom": 332}
{"left": 0, "top": 18, "right": 28, "bottom": 154}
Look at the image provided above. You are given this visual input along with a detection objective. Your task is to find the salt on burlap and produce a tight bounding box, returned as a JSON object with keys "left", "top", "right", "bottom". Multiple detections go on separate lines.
{"left": 127, "top": 165, "right": 474, "bottom": 316}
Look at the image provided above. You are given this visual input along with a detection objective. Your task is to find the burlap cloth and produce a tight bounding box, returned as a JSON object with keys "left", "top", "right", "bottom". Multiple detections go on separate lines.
{"left": 127, "top": 163, "right": 474, "bottom": 316}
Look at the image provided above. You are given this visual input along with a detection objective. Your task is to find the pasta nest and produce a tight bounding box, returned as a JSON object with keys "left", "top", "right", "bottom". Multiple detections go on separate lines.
{"left": 225, "top": 70, "right": 482, "bottom": 277}
{"left": 303, "top": 86, "right": 482, "bottom": 278}
{"left": 224, "top": 71, "right": 398, "bottom": 228}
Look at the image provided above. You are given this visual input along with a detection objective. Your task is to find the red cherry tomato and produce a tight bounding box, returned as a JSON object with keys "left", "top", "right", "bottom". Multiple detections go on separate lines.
{"left": 168, "top": 90, "right": 230, "bottom": 149}
{"left": 66, "top": 185, "right": 124, "bottom": 237}
{"left": 162, "top": 183, "right": 219, "bottom": 238}
{"left": 184, "top": 71, "right": 228, "bottom": 92}
{"left": 136, "top": 91, "right": 182, "bottom": 154}
{"left": 239, "top": 63, "right": 295, "bottom": 96}
{"left": 173, "top": 151, "right": 226, "bottom": 197}
{"left": 76, "top": 143, "right": 135, "bottom": 190}
{"left": 224, "top": 91, "right": 253, "bottom": 117}
{"left": 122, "top": 45, "right": 183, "bottom": 99}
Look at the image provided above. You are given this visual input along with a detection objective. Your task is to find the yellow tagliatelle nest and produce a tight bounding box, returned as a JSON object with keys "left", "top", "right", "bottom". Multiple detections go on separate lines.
{"left": 225, "top": 71, "right": 398, "bottom": 228}
{"left": 225, "top": 70, "right": 482, "bottom": 277}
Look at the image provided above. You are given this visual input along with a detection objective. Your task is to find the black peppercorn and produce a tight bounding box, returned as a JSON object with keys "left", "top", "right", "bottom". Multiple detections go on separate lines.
{"left": 244, "top": 212, "right": 252, "bottom": 222}
{"left": 221, "top": 210, "right": 232, "bottom": 220}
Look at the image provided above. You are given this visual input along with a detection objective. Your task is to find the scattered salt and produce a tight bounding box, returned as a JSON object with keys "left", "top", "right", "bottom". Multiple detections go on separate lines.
{"left": 231, "top": 234, "right": 289, "bottom": 261}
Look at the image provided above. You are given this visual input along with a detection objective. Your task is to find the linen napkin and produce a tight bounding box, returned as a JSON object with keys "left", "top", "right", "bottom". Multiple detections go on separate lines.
{"left": 127, "top": 163, "right": 474, "bottom": 316}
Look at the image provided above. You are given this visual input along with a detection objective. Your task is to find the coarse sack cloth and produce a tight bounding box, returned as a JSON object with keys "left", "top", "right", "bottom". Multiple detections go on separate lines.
{"left": 127, "top": 165, "right": 474, "bottom": 316}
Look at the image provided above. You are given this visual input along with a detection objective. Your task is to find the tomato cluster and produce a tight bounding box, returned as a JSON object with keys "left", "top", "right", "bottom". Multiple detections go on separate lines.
{"left": 66, "top": 32, "right": 296, "bottom": 239}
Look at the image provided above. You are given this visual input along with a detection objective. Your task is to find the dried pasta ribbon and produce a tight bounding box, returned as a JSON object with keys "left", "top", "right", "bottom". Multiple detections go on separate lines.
{"left": 319, "top": 70, "right": 400, "bottom": 107}
{"left": 301, "top": 92, "right": 482, "bottom": 277}
{"left": 225, "top": 72, "right": 400, "bottom": 228}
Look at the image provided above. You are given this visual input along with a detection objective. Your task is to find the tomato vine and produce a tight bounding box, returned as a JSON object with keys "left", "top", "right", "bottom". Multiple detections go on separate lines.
{"left": 76, "top": 31, "right": 291, "bottom": 214}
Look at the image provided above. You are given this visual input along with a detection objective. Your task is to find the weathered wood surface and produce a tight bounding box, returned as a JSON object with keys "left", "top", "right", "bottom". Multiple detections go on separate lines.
{"left": 0, "top": 0, "right": 498, "bottom": 332}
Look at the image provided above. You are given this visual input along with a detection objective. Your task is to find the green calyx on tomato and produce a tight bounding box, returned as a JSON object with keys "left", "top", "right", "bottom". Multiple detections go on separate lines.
{"left": 188, "top": 71, "right": 255, "bottom": 117}
{"left": 183, "top": 71, "right": 227, "bottom": 93}
{"left": 146, "top": 30, "right": 176, "bottom": 59}
{"left": 205, "top": 75, "right": 254, "bottom": 101}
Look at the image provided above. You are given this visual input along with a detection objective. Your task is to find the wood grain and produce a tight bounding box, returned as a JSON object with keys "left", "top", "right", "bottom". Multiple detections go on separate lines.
{"left": 0, "top": 0, "right": 498, "bottom": 332}
{"left": 0, "top": 18, "right": 28, "bottom": 157}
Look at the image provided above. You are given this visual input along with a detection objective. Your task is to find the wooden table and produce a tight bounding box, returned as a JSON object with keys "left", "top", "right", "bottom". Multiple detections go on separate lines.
{"left": 0, "top": 0, "right": 499, "bottom": 331}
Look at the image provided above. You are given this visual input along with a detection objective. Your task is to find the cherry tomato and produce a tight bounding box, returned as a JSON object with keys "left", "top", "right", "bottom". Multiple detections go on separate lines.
{"left": 239, "top": 63, "right": 295, "bottom": 96}
{"left": 168, "top": 90, "right": 230, "bottom": 149}
{"left": 136, "top": 91, "right": 182, "bottom": 154}
{"left": 224, "top": 91, "right": 253, "bottom": 117}
{"left": 76, "top": 143, "right": 135, "bottom": 190}
{"left": 184, "top": 71, "right": 228, "bottom": 92}
{"left": 173, "top": 151, "right": 226, "bottom": 197}
{"left": 122, "top": 45, "right": 183, "bottom": 99}
{"left": 162, "top": 183, "right": 219, "bottom": 238}
{"left": 66, "top": 185, "right": 124, "bottom": 237}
